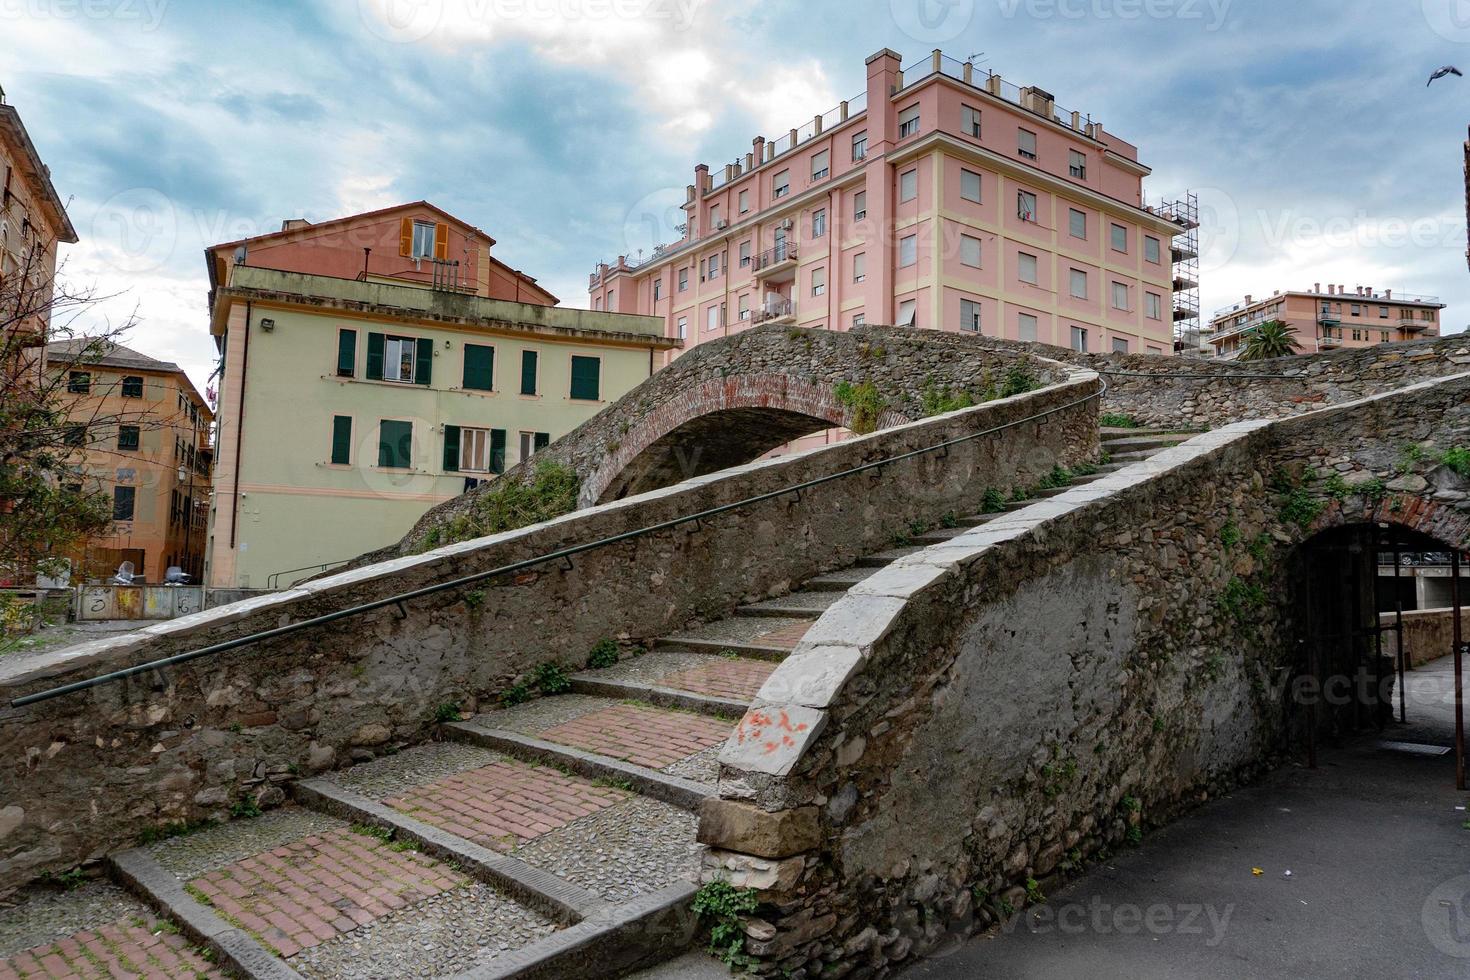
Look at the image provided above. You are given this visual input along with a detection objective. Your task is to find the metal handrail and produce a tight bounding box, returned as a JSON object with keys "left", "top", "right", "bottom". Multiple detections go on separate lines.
{"left": 265, "top": 560, "right": 351, "bottom": 591}
{"left": 11, "top": 366, "right": 1105, "bottom": 708}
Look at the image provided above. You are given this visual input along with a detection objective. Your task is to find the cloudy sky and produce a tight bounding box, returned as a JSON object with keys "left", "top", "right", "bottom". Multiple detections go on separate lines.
{"left": 6, "top": 0, "right": 1470, "bottom": 393}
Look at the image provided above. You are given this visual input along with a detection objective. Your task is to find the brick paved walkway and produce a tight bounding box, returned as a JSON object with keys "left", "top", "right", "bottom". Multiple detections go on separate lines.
{"left": 385, "top": 760, "right": 629, "bottom": 851}
{"left": 539, "top": 704, "right": 733, "bottom": 769}
{"left": 757, "top": 620, "right": 813, "bottom": 650}
{"left": 0, "top": 918, "right": 223, "bottom": 979}
{"left": 187, "top": 827, "right": 465, "bottom": 958}
{"left": 660, "top": 658, "right": 773, "bottom": 701}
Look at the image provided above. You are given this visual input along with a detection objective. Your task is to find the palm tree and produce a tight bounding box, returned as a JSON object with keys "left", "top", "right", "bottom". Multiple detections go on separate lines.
{"left": 1238, "top": 319, "right": 1302, "bottom": 361}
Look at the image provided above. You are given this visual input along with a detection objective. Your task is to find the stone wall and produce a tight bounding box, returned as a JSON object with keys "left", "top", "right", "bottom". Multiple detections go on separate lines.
{"left": 1380, "top": 607, "right": 1469, "bottom": 668}
{"left": 697, "top": 370, "right": 1470, "bottom": 977}
{"left": 0, "top": 365, "right": 1098, "bottom": 891}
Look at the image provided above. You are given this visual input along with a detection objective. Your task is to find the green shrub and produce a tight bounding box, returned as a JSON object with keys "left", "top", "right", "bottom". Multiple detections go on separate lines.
{"left": 1000, "top": 359, "right": 1041, "bottom": 398}
{"left": 433, "top": 703, "right": 462, "bottom": 723}
{"left": 428, "top": 462, "right": 580, "bottom": 550}
{"left": 692, "top": 880, "right": 760, "bottom": 970}
{"left": 1099, "top": 412, "right": 1140, "bottom": 428}
{"left": 587, "top": 638, "right": 619, "bottom": 670}
{"left": 981, "top": 488, "right": 1007, "bottom": 513}
{"left": 533, "top": 662, "right": 572, "bottom": 695}
{"left": 833, "top": 380, "right": 886, "bottom": 435}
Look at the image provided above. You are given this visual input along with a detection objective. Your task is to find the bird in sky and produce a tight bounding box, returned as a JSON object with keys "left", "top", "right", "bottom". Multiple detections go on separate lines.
{"left": 1428, "top": 65, "right": 1464, "bottom": 86}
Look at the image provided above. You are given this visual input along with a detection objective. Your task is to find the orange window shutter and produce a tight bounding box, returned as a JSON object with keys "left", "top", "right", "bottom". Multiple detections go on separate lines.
{"left": 399, "top": 218, "right": 412, "bottom": 256}
{"left": 434, "top": 223, "right": 449, "bottom": 260}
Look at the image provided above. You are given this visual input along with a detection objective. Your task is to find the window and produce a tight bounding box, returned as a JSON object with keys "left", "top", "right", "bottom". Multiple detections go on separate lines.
{"left": 1018, "top": 313, "right": 1038, "bottom": 342}
{"left": 331, "top": 416, "right": 352, "bottom": 465}
{"left": 1146, "top": 292, "right": 1163, "bottom": 320}
{"left": 447, "top": 426, "right": 505, "bottom": 474}
{"left": 1070, "top": 326, "right": 1088, "bottom": 352}
{"left": 1111, "top": 281, "right": 1129, "bottom": 310}
{"left": 698, "top": 257, "right": 705, "bottom": 282}
{"left": 518, "top": 430, "right": 550, "bottom": 463}
{"left": 739, "top": 294, "right": 751, "bottom": 320}
{"left": 1069, "top": 208, "right": 1087, "bottom": 239}
{"left": 336, "top": 329, "right": 356, "bottom": 378}
{"left": 812, "top": 267, "right": 826, "bottom": 297}
{"left": 709, "top": 205, "right": 721, "bottom": 229}
{"left": 1070, "top": 268, "right": 1088, "bottom": 299}
{"left": 117, "top": 425, "right": 140, "bottom": 450}
{"left": 960, "top": 299, "right": 981, "bottom": 333}
{"left": 811, "top": 150, "right": 829, "bottom": 181}
{"left": 121, "top": 375, "right": 143, "bottom": 398}
{"left": 65, "top": 425, "right": 85, "bottom": 447}
{"left": 1112, "top": 337, "right": 1130, "bottom": 354}
{"left": 854, "top": 190, "right": 867, "bottom": 221}
{"left": 570, "top": 356, "right": 601, "bottom": 401}
{"left": 852, "top": 131, "right": 868, "bottom": 160}
{"left": 899, "top": 234, "right": 917, "bottom": 268}
{"left": 1380, "top": 306, "right": 1390, "bottom": 318}
{"left": 678, "top": 268, "right": 689, "bottom": 291}
{"left": 676, "top": 316, "right": 688, "bottom": 339}
{"left": 368, "top": 333, "right": 431, "bottom": 385}
{"left": 854, "top": 252, "right": 867, "bottom": 282}
{"left": 1068, "top": 149, "right": 1087, "bottom": 179}
{"left": 520, "top": 350, "right": 538, "bottom": 395}
{"left": 774, "top": 169, "right": 790, "bottom": 198}
{"left": 68, "top": 371, "right": 90, "bottom": 393}
{"left": 709, "top": 252, "right": 721, "bottom": 277}
{"left": 706, "top": 304, "right": 723, "bottom": 331}
{"left": 377, "top": 419, "right": 413, "bottom": 469}
{"left": 1018, "top": 191, "right": 1037, "bottom": 221}
{"left": 900, "top": 169, "right": 917, "bottom": 202}
{"left": 1018, "top": 128, "right": 1038, "bottom": 160}
{"left": 960, "top": 168, "right": 982, "bottom": 203}
{"left": 1018, "top": 252, "right": 1039, "bottom": 285}
{"left": 1350, "top": 304, "right": 1361, "bottom": 316}
{"left": 1381, "top": 331, "right": 1390, "bottom": 342}
{"left": 898, "top": 104, "right": 920, "bottom": 138}
{"left": 653, "top": 278, "right": 662, "bottom": 301}
{"left": 739, "top": 189, "right": 750, "bottom": 213}
{"left": 897, "top": 300, "right": 917, "bottom": 326}
{"left": 739, "top": 240, "right": 752, "bottom": 267}
{"left": 1110, "top": 224, "right": 1128, "bottom": 253}
{"left": 852, "top": 313, "right": 866, "bottom": 328}
{"left": 960, "top": 235, "right": 981, "bottom": 268}
{"left": 411, "top": 220, "right": 436, "bottom": 258}
{"left": 1144, "top": 236, "right": 1161, "bottom": 264}
{"left": 962, "top": 105, "right": 982, "bottom": 138}
{"left": 112, "top": 486, "right": 135, "bottom": 522}
{"left": 462, "top": 343, "right": 494, "bottom": 391}
{"left": 812, "top": 208, "right": 826, "bottom": 238}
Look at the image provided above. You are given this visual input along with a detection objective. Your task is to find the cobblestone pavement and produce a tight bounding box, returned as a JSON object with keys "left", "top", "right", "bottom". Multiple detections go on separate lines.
{"left": 479, "top": 693, "right": 617, "bottom": 737}
{"left": 667, "top": 615, "right": 813, "bottom": 649}
{"left": 0, "top": 915, "right": 225, "bottom": 979}
{"left": 0, "top": 882, "right": 140, "bottom": 959}
{"left": 662, "top": 745, "right": 722, "bottom": 785}
{"left": 658, "top": 657, "right": 773, "bottom": 700}
{"left": 325, "top": 741, "right": 508, "bottom": 800}
{"left": 537, "top": 703, "right": 733, "bottom": 769}
{"left": 147, "top": 806, "right": 339, "bottom": 880}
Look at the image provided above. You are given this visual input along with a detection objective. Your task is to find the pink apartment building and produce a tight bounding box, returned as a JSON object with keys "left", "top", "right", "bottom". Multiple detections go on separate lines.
{"left": 1206, "top": 284, "right": 1445, "bottom": 359}
{"left": 590, "top": 49, "right": 1192, "bottom": 360}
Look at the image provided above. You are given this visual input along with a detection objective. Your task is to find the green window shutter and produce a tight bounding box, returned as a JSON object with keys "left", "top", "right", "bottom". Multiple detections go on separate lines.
{"left": 490, "top": 429, "right": 507, "bottom": 474}
{"left": 415, "top": 337, "right": 433, "bottom": 386}
{"left": 463, "top": 344, "right": 494, "bottom": 391}
{"left": 336, "top": 329, "right": 357, "bottom": 377}
{"left": 442, "top": 424, "right": 461, "bottom": 472}
{"left": 570, "top": 356, "right": 600, "bottom": 401}
{"left": 378, "top": 420, "right": 412, "bottom": 468}
{"left": 520, "top": 350, "right": 538, "bottom": 395}
{"left": 534, "top": 431, "right": 550, "bottom": 451}
{"left": 366, "top": 332, "right": 385, "bottom": 380}
{"left": 330, "top": 416, "right": 352, "bottom": 465}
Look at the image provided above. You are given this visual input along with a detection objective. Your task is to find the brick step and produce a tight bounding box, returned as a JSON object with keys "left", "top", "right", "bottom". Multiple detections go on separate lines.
{"left": 655, "top": 615, "right": 812, "bottom": 660}
{"left": 570, "top": 649, "right": 771, "bottom": 715}
{"left": 735, "top": 590, "right": 843, "bottom": 618}
{"left": 855, "top": 545, "right": 927, "bottom": 568}
{"left": 802, "top": 566, "right": 880, "bottom": 591}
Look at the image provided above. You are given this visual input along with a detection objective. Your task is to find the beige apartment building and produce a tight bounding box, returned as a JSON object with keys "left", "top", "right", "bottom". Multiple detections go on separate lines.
{"left": 1206, "top": 284, "right": 1445, "bottom": 359}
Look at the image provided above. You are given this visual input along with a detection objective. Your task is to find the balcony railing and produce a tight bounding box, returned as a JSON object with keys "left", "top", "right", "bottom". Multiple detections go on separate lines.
{"left": 1399, "top": 316, "right": 1434, "bottom": 332}
{"left": 753, "top": 242, "right": 798, "bottom": 274}
{"left": 752, "top": 297, "right": 794, "bottom": 324}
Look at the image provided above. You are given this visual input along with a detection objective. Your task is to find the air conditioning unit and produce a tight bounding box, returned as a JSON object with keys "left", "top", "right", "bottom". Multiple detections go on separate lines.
{"left": 715, "top": 219, "right": 729, "bottom": 230}
{"left": 777, "top": 218, "right": 793, "bottom": 231}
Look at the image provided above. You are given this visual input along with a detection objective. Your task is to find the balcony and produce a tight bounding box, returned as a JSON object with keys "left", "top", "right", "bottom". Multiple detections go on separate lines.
{"left": 1318, "top": 334, "right": 1343, "bottom": 350}
{"left": 752, "top": 296, "right": 795, "bottom": 326}
{"left": 1317, "top": 310, "right": 1341, "bottom": 326}
{"left": 753, "top": 242, "right": 799, "bottom": 282}
{"left": 1399, "top": 316, "right": 1434, "bottom": 333}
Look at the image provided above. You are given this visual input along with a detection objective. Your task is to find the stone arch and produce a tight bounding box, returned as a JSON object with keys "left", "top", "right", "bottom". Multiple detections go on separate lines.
{"left": 582, "top": 373, "right": 910, "bottom": 505}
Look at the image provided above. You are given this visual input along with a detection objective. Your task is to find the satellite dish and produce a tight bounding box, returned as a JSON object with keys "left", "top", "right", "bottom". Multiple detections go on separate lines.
{"left": 233, "top": 245, "right": 247, "bottom": 265}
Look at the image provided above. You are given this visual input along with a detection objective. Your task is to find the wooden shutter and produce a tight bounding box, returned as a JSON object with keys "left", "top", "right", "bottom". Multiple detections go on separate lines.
{"left": 415, "top": 337, "right": 433, "bottom": 386}
{"left": 442, "top": 425, "right": 461, "bottom": 472}
{"left": 366, "top": 332, "right": 385, "bottom": 380}
{"left": 378, "top": 420, "right": 411, "bottom": 468}
{"left": 330, "top": 416, "right": 352, "bottom": 465}
{"left": 462, "top": 344, "right": 493, "bottom": 391}
{"left": 570, "top": 356, "right": 600, "bottom": 401}
{"left": 434, "top": 222, "right": 449, "bottom": 260}
{"left": 336, "top": 329, "right": 356, "bottom": 378}
{"left": 490, "top": 429, "right": 507, "bottom": 474}
{"left": 520, "top": 350, "right": 538, "bottom": 395}
{"left": 399, "top": 217, "right": 413, "bottom": 256}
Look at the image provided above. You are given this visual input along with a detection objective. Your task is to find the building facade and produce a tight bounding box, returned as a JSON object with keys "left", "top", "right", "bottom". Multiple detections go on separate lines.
{"left": 44, "top": 341, "right": 214, "bottom": 582}
{"left": 1206, "top": 284, "right": 1444, "bottom": 359}
{"left": 204, "top": 205, "right": 674, "bottom": 589}
{"left": 590, "top": 49, "right": 1187, "bottom": 360}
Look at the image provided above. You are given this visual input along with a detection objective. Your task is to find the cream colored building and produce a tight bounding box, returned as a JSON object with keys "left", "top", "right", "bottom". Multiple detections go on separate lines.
{"left": 205, "top": 263, "right": 674, "bottom": 588}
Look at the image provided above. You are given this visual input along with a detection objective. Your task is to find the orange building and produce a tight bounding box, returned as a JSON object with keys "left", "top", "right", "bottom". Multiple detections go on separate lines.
{"left": 45, "top": 341, "right": 214, "bottom": 582}
{"left": 1206, "top": 284, "right": 1444, "bottom": 359}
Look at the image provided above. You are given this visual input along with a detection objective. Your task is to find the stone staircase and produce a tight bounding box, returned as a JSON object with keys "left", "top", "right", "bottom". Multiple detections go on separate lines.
{"left": 0, "top": 428, "right": 1193, "bottom": 980}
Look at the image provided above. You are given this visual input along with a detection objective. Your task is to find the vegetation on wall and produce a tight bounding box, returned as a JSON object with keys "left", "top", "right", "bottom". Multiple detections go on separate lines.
{"left": 833, "top": 380, "right": 886, "bottom": 435}
{"left": 419, "top": 461, "right": 579, "bottom": 551}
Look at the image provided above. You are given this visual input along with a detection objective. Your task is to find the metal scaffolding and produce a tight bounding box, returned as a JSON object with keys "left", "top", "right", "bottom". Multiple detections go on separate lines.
{"left": 1160, "top": 192, "right": 1202, "bottom": 355}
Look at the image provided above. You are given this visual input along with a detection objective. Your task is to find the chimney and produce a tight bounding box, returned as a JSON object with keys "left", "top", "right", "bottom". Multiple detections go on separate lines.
{"left": 281, "top": 218, "right": 311, "bottom": 232}
{"left": 1245, "top": 294, "right": 1253, "bottom": 304}
{"left": 694, "top": 163, "right": 710, "bottom": 193}
{"left": 1385, "top": 289, "right": 1392, "bottom": 299}
{"left": 1314, "top": 282, "right": 1321, "bottom": 293}
{"left": 745, "top": 152, "right": 754, "bottom": 170}
{"left": 752, "top": 136, "right": 765, "bottom": 162}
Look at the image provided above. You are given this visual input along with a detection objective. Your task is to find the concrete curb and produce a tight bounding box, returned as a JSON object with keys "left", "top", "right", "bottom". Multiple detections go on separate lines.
{"left": 568, "top": 674, "right": 749, "bottom": 718}
{"left": 108, "top": 848, "right": 302, "bottom": 980}
{"left": 292, "top": 778, "right": 603, "bottom": 924}
{"left": 443, "top": 722, "right": 714, "bottom": 811}
{"left": 445, "top": 881, "right": 700, "bottom": 980}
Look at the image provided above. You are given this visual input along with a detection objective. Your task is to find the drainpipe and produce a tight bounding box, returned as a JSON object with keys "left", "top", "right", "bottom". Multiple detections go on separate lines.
{"left": 228, "top": 301, "right": 251, "bottom": 551}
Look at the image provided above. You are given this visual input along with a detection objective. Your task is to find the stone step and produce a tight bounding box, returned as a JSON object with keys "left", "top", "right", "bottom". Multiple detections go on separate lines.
{"left": 802, "top": 566, "right": 881, "bottom": 591}
{"left": 1099, "top": 434, "right": 1194, "bottom": 453}
{"left": 956, "top": 512, "right": 1006, "bottom": 527}
{"left": 855, "top": 545, "right": 927, "bottom": 568}
{"left": 1106, "top": 448, "right": 1164, "bottom": 464}
{"left": 914, "top": 524, "right": 972, "bottom": 543}
{"left": 736, "top": 590, "right": 843, "bottom": 618}
{"left": 1100, "top": 425, "right": 1201, "bottom": 437}
{"left": 570, "top": 649, "right": 772, "bottom": 716}
{"left": 655, "top": 616, "right": 812, "bottom": 660}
